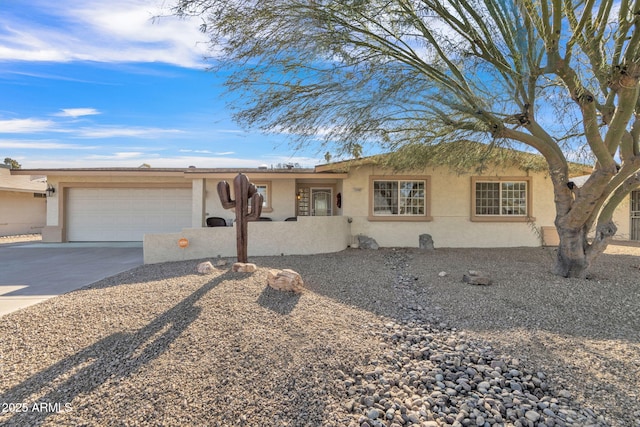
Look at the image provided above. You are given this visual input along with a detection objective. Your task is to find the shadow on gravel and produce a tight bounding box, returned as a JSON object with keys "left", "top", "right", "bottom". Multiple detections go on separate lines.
{"left": 255, "top": 249, "right": 400, "bottom": 320}
{"left": 77, "top": 259, "right": 229, "bottom": 292}
{"left": 257, "top": 286, "right": 301, "bottom": 315}
{"left": 254, "top": 247, "right": 640, "bottom": 426}
{"left": 0, "top": 271, "right": 231, "bottom": 427}
{"left": 257, "top": 247, "right": 640, "bottom": 343}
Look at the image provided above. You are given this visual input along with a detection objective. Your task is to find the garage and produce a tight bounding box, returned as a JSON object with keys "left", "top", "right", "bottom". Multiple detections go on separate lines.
{"left": 66, "top": 187, "right": 192, "bottom": 241}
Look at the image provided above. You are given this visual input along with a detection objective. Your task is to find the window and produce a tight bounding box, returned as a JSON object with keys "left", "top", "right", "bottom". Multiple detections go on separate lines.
{"left": 254, "top": 182, "right": 272, "bottom": 212}
{"left": 369, "top": 176, "right": 431, "bottom": 221}
{"left": 255, "top": 184, "right": 268, "bottom": 207}
{"left": 472, "top": 177, "right": 532, "bottom": 221}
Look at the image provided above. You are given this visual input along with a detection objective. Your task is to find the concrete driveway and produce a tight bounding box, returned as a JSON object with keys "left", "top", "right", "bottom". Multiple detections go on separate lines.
{"left": 0, "top": 242, "right": 143, "bottom": 317}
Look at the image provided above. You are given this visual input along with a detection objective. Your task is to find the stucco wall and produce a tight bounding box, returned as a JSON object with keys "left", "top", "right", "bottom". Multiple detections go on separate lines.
{"left": 0, "top": 190, "right": 46, "bottom": 236}
{"left": 144, "top": 216, "right": 351, "bottom": 264}
{"left": 610, "top": 194, "right": 632, "bottom": 241}
{"left": 341, "top": 164, "right": 556, "bottom": 248}
{"left": 42, "top": 167, "right": 638, "bottom": 251}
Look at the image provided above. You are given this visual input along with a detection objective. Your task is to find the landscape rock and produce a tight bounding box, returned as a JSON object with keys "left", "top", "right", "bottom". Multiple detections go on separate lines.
{"left": 419, "top": 233, "right": 435, "bottom": 250}
{"left": 215, "top": 258, "right": 228, "bottom": 267}
{"left": 358, "top": 235, "right": 379, "bottom": 250}
{"left": 463, "top": 270, "right": 492, "bottom": 285}
{"left": 232, "top": 262, "right": 257, "bottom": 273}
{"left": 267, "top": 269, "right": 304, "bottom": 293}
{"left": 0, "top": 245, "right": 631, "bottom": 427}
{"left": 196, "top": 261, "right": 215, "bottom": 274}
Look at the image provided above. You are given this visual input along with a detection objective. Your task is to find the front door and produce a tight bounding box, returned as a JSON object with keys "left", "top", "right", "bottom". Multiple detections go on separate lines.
{"left": 632, "top": 191, "right": 640, "bottom": 240}
{"left": 311, "top": 189, "right": 332, "bottom": 216}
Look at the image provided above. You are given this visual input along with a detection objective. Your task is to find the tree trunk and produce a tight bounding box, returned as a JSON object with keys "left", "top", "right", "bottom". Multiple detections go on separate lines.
{"left": 553, "top": 220, "right": 617, "bottom": 278}
{"left": 554, "top": 227, "right": 590, "bottom": 278}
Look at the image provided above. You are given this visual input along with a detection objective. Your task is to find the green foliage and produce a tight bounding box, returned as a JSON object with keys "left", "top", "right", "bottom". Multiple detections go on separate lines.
{"left": 3, "top": 157, "right": 21, "bottom": 169}
{"left": 381, "top": 141, "right": 590, "bottom": 176}
{"left": 171, "top": 0, "right": 640, "bottom": 271}
{"left": 172, "top": 0, "right": 638, "bottom": 169}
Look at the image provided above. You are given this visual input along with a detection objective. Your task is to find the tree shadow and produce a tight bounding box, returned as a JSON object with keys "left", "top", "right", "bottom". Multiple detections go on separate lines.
{"left": 255, "top": 250, "right": 401, "bottom": 320}
{"left": 256, "top": 285, "right": 301, "bottom": 315}
{"left": 251, "top": 248, "right": 640, "bottom": 425}
{"left": 80, "top": 258, "right": 235, "bottom": 291}
{"left": 255, "top": 247, "right": 640, "bottom": 343}
{"left": 0, "top": 271, "right": 231, "bottom": 426}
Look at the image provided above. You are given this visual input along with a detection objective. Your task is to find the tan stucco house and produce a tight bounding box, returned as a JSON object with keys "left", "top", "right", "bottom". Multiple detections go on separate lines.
{"left": 12, "top": 156, "right": 637, "bottom": 263}
{"left": 0, "top": 164, "right": 46, "bottom": 237}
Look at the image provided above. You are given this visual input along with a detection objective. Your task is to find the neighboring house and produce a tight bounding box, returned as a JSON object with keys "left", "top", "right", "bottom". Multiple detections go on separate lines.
{"left": 0, "top": 164, "right": 46, "bottom": 236}
{"left": 13, "top": 155, "right": 634, "bottom": 263}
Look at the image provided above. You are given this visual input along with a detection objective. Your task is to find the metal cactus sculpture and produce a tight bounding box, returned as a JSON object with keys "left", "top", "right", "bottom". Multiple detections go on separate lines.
{"left": 217, "top": 173, "right": 263, "bottom": 263}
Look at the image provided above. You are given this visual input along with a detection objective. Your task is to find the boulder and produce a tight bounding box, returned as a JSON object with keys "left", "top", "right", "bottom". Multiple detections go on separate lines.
{"left": 419, "top": 234, "right": 435, "bottom": 250}
{"left": 267, "top": 269, "right": 304, "bottom": 293}
{"left": 462, "top": 270, "right": 492, "bottom": 285}
{"left": 197, "top": 261, "right": 215, "bottom": 274}
{"left": 215, "top": 258, "right": 228, "bottom": 267}
{"left": 358, "top": 235, "right": 379, "bottom": 250}
{"left": 232, "top": 262, "right": 257, "bottom": 273}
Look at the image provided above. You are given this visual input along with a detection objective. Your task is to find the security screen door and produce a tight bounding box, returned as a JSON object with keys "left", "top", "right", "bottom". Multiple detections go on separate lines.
{"left": 632, "top": 191, "right": 640, "bottom": 240}
{"left": 311, "top": 189, "right": 332, "bottom": 216}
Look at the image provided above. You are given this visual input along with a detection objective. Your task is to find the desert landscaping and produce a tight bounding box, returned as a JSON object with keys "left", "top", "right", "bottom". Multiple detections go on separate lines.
{"left": 0, "top": 240, "right": 639, "bottom": 427}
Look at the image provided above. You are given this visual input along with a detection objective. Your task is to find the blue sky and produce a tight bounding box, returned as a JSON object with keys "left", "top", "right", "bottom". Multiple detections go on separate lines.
{"left": 0, "top": 0, "right": 324, "bottom": 168}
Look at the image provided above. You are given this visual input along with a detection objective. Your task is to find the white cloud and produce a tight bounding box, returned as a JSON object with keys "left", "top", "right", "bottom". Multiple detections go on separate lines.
{"left": 0, "top": 115, "right": 184, "bottom": 139}
{"left": 179, "top": 149, "right": 213, "bottom": 154}
{"left": 179, "top": 149, "right": 237, "bottom": 155}
{"left": 17, "top": 153, "right": 323, "bottom": 169}
{"left": 74, "top": 126, "right": 184, "bottom": 138}
{"left": 54, "top": 108, "right": 101, "bottom": 118}
{"left": 86, "top": 152, "right": 147, "bottom": 160}
{"left": 0, "top": 118, "right": 56, "bottom": 133}
{"left": 0, "top": 0, "right": 210, "bottom": 68}
{"left": 0, "top": 139, "right": 97, "bottom": 149}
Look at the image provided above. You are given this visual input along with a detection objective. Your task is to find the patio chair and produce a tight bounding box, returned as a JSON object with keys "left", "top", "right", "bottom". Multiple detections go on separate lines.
{"left": 206, "top": 217, "right": 227, "bottom": 227}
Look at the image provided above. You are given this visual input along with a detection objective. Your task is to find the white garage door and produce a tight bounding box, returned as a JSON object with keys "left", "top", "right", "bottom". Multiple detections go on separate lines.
{"left": 67, "top": 188, "right": 192, "bottom": 241}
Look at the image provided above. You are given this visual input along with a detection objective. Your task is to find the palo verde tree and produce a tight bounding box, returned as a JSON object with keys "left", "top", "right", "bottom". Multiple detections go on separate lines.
{"left": 172, "top": 0, "right": 640, "bottom": 278}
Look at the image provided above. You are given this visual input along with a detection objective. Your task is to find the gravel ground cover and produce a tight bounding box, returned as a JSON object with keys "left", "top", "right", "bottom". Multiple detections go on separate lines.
{"left": 0, "top": 243, "right": 638, "bottom": 426}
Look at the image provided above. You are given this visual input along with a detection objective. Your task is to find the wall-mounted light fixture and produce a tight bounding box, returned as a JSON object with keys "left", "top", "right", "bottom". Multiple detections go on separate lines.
{"left": 46, "top": 185, "right": 56, "bottom": 197}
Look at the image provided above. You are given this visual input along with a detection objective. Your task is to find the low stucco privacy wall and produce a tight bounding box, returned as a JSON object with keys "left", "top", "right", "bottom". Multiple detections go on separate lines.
{"left": 143, "top": 216, "right": 351, "bottom": 264}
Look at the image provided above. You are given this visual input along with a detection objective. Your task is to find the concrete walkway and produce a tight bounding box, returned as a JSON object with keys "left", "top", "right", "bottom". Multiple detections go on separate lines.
{"left": 0, "top": 242, "right": 143, "bottom": 317}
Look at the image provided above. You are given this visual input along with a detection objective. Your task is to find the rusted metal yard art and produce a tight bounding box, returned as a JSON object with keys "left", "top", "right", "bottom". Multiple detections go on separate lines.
{"left": 217, "top": 173, "right": 263, "bottom": 263}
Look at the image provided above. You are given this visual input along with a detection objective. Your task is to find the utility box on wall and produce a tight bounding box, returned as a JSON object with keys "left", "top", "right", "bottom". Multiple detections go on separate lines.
{"left": 541, "top": 226, "right": 560, "bottom": 246}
